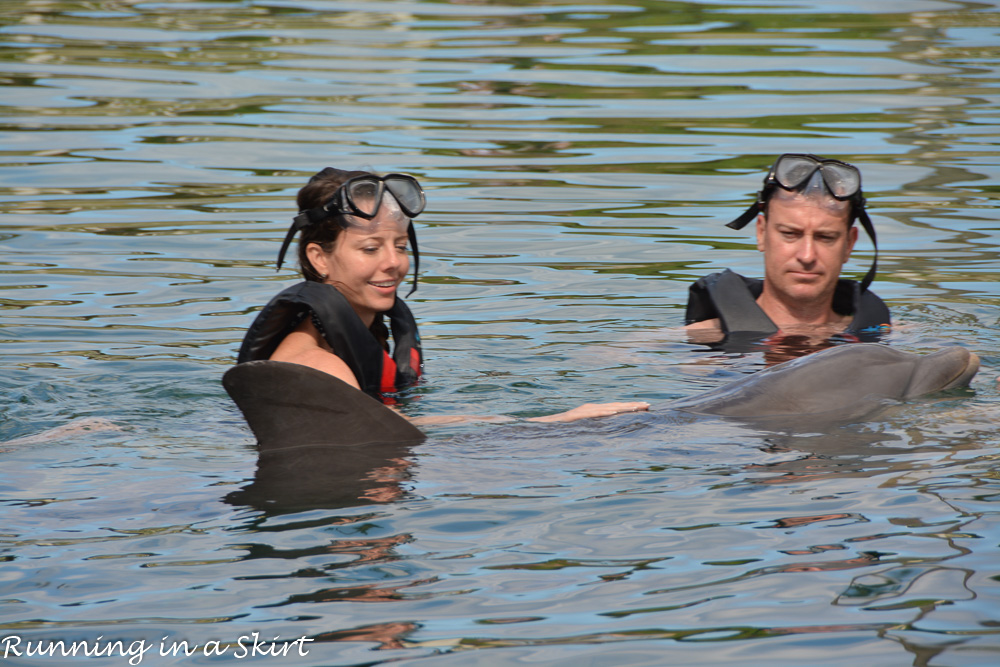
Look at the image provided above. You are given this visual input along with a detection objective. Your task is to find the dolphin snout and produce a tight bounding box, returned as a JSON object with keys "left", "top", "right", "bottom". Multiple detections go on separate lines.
{"left": 908, "top": 347, "right": 979, "bottom": 397}
{"left": 943, "top": 350, "right": 979, "bottom": 390}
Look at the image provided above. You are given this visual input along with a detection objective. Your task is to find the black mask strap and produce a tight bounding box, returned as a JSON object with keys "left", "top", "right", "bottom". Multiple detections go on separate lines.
{"left": 725, "top": 201, "right": 763, "bottom": 231}
{"left": 855, "top": 204, "right": 878, "bottom": 294}
{"left": 275, "top": 209, "right": 326, "bottom": 271}
{"left": 405, "top": 221, "right": 420, "bottom": 297}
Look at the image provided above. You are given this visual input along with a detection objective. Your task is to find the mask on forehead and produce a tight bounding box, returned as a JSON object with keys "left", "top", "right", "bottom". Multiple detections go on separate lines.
{"left": 768, "top": 170, "right": 852, "bottom": 216}
{"left": 340, "top": 191, "right": 411, "bottom": 235}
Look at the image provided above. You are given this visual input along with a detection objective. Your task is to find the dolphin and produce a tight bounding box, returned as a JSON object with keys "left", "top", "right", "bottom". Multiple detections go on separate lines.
{"left": 223, "top": 343, "right": 979, "bottom": 450}
{"left": 669, "top": 343, "right": 979, "bottom": 420}
{"left": 221, "top": 345, "right": 978, "bottom": 511}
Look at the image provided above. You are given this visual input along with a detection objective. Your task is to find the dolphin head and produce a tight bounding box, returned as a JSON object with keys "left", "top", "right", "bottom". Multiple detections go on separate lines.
{"left": 670, "top": 343, "right": 980, "bottom": 422}
{"left": 904, "top": 346, "right": 979, "bottom": 398}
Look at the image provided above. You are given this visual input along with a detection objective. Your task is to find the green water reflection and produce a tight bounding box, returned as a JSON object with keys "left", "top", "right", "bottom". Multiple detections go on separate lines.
{"left": 1, "top": 0, "right": 999, "bottom": 664}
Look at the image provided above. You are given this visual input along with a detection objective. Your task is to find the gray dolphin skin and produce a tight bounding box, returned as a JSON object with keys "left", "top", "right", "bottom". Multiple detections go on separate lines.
{"left": 669, "top": 343, "right": 979, "bottom": 419}
{"left": 223, "top": 360, "right": 426, "bottom": 451}
{"left": 223, "top": 344, "right": 979, "bottom": 451}
{"left": 223, "top": 360, "right": 424, "bottom": 512}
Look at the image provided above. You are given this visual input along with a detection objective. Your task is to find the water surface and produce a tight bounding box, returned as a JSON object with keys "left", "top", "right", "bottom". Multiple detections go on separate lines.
{"left": 2, "top": 0, "right": 999, "bottom": 664}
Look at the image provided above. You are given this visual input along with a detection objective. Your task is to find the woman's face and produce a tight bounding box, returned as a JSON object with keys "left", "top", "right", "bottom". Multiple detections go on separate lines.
{"left": 307, "top": 200, "right": 410, "bottom": 326}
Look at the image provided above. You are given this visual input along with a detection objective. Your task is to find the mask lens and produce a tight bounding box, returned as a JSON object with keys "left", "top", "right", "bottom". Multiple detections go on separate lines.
{"left": 819, "top": 163, "right": 860, "bottom": 198}
{"left": 346, "top": 178, "right": 381, "bottom": 218}
{"left": 774, "top": 156, "right": 820, "bottom": 189}
{"left": 384, "top": 175, "right": 425, "bottom": 217}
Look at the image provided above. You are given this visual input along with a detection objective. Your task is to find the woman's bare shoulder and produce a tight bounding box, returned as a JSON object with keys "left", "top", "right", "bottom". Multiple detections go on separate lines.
{"left": 269, "top": 319, "right": 360, "bottom": 389}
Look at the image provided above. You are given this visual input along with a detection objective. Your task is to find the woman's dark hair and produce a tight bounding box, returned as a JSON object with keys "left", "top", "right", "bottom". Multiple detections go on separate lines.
{"left": 295, "top": 167, "right": 371, "bottom": 283}
{"left": 297, "top": 167, "right": 390, "bottom": 350}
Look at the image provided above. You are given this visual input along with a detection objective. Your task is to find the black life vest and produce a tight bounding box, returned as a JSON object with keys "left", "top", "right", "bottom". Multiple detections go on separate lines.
{"left": 236, "top": 281, "right": 422, "bottom": 399}
{"left": 685, "top": 269, "right": 890, "bottom": 345}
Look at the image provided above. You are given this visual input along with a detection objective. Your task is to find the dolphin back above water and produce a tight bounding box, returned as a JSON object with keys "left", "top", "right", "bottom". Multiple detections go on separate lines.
{"left": 669, "top": 343, "right": 979, "bottom": 419}
{"left": 223, "top": 360, "right": 426, "bottom": 451}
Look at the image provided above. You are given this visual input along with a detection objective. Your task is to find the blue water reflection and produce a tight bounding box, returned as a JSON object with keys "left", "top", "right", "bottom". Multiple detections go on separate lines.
{"left": 1, "top": 0, "right": 999, "bottom": 664}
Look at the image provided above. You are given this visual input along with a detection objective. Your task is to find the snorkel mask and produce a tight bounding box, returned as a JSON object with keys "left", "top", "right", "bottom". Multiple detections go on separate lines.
{"left": 725, "top": 153, "right": 878, "bottom": 293}
{"left": 275, "top": 173, "right": 425, "bottom": 296}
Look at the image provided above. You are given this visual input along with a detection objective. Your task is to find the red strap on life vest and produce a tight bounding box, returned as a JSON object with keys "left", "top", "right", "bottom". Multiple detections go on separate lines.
{"left": 410, "top": 348, "right": 422, "bottom": 378}
{"left": 380, "top": 349, "right": 420, "bottom": 403}
{"left": 381, "top": 351, "right": 398, "bottom": 394}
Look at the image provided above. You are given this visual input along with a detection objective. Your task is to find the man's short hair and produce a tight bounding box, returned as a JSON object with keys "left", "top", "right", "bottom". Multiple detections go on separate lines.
{"left": 763, "top": 170, "right": 854, "bottom": 227}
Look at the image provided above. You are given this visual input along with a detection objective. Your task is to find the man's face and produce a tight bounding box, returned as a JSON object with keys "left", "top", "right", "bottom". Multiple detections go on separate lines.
{"left": 756, "top": 195, "right": 858, "bottom": 306}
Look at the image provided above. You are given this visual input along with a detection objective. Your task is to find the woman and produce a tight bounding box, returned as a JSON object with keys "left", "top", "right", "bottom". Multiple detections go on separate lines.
{"left": 236, "top": 167, "right": 647, "bottom": 424}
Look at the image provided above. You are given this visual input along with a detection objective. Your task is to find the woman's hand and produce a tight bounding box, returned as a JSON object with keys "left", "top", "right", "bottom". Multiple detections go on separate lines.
{"left": 527, "top": 402, "right": 650, "bottom": 423}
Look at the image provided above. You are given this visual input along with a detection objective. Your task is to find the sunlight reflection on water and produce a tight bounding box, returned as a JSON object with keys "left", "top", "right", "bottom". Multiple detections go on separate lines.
{"left": 1, "top": 0, "right": 999, "bottom": 664}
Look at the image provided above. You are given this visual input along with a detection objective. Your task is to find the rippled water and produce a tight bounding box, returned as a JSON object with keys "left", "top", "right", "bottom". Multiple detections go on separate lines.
{"left": 2, "top": 0, "right": 999, "bottom": 664}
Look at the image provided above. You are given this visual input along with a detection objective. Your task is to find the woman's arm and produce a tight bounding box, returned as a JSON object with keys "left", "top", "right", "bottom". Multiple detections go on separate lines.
{"left": 526, "top": 402, "right": 649, "bottom": 423}
{"left": 406, "top": 401, "right": 650, "bottom": 426}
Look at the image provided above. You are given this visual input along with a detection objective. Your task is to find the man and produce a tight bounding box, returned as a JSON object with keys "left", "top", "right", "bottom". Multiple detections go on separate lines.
{"left": 685, "top": 154, "right": 890, "bottom": 350}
